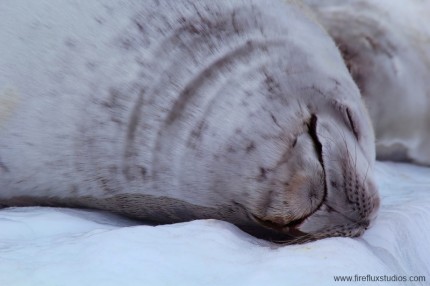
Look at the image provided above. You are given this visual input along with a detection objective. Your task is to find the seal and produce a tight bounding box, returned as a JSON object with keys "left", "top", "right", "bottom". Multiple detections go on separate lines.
{"left": 0, "top": 0, "right": 379, "bottom": 242}
{"left": 305, "top": 0, "right": 430, "bottom": 165}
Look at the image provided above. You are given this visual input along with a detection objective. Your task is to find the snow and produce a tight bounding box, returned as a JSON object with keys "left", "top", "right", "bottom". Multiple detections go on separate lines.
{"left": 1, "top": 162, "right": 429, "bottom": 286}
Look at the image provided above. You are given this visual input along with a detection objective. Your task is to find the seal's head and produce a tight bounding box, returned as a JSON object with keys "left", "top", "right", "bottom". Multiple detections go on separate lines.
{"left": 241, "top": 94, "right": 380, "bottom": 243}
{"left": 207, "top": 61, "right": 380, "bottom": 243}
{"left": 290, "top": 99, "right": 380, "bottom": 243}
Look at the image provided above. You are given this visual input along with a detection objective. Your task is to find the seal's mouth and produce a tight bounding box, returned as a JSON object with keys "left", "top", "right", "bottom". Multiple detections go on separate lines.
{"left": 249, "top": 212, "right": 318, "bottom": 244}
{"left": 251, "top": 213, "right": 308, "bottom": 236}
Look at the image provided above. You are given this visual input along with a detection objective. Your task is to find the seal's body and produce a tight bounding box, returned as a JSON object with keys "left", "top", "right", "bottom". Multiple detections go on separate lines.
{"left": 0, "top": 0, "right": 379, "bottom": 242}
{"left": 305, "top": 0, "right": 430, "bottom": 165}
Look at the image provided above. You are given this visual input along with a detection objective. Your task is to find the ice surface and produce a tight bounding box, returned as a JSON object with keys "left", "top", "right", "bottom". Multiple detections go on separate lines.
{"left": 0, "top": 162, "right": 429, "bottom": 286}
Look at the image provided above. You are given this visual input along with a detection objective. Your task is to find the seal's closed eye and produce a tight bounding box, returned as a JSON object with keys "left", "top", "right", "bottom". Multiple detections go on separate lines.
{"left": 334, "top": 101, "right": 361, "bottom": 140}
{"left": 345, "top": 107, "right": 360, "bottom": 140}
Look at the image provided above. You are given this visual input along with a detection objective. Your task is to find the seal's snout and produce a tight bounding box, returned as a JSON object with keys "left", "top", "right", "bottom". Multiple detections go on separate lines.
{"left": 246, "top": 111, "right": 380, "bottom": 243}
{"left": 292, "top": 170, "right": 380, "bottom": 242}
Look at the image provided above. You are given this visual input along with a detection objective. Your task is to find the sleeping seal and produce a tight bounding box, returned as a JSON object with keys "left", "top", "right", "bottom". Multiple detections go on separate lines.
{"left": 305, "top": 0, "right": 430, "bottom": 165}
{"left": 0, "top": 0, "right": 379, "bottom": 242}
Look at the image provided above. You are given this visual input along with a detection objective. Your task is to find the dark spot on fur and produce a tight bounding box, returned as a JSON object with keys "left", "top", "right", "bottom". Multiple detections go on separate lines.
{"left": 258, "top": 167, "right": 267, "bottom": 181}
{"left": 98, "top": 177, "right": 115, "bottom": 194}
{"left": 64, "top": 38, "right": 76, "bottom": 48}
{"left": 309, "top": 189, "right": 319, "bottom": 200}
{"left": 231, "top": 9, "right": 240, "bottom": 33}
{"left": 85, "top": 61, "right": 98, "bottom": 71}
{"left": 265, "top": 73, "right": 275, "bottom": 89}
{"left": 123, "top": 166, "right": 135, "bottom": 181}
{"left": 227, "top": 146, "right": 236, "bottom": 153}
{"left": 135, "top": 20, "right": 144, "bottom": 33}
{"left": 270, "top": 113, "right": 282, "bottom": 129}
{"left": 333, "top": 78, "right": 340, "bottom": 87}
{"left": 0, "top": 160, "right": 10, "bottom": 173}
{"left": 95, "top": 17, "right": 105, "bottom": 25}
{"left": 178, "top": 16, "right": 186, "bottom": 24}
{"left": 120, "top": 38, "right": 133, "bottom": 50}
{"left": 292, "top": 138, "right": 298, "bottom": 148}
{"left": 140, "top": 166, "right": 147, "bottom": 178}
{"left": 103, "top": 88, "right": 120, "bottom": 109}
{"left": 246, "top": 141, "right": 256, "bottom": 153}
{"left": 188, "top": 120, "right": 207, "bottom": 147}
{"left": 263, "top": 71, "right": 281, "bottom": 97}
